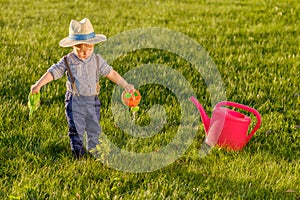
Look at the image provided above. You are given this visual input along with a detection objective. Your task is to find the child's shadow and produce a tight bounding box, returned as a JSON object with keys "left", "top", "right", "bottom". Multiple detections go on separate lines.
{"left": 41, "top": 139, "right": 70, "bottom": 160}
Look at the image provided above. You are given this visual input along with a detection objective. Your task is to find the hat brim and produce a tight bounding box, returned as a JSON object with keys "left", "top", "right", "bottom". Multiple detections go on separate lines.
{"left": 59, "top": 34, "right": 107, "bottom": 47}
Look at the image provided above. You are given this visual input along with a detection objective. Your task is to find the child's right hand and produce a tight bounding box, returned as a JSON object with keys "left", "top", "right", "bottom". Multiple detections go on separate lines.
{"left": 30, "top": 83, "right": 41, "bottom": 94}
{"left": 29, "top": 71, "right": 54, "bottom": 94}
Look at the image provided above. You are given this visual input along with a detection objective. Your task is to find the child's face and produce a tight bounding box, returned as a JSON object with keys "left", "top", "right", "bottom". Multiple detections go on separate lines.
{"left": 73, "top": 44, "right": 94, "bottom": 60}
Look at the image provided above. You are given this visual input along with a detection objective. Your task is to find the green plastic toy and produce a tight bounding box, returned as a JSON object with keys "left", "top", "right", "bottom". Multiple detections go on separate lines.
{"left": 28, "top": 92, "right": 40, "bottom": 119}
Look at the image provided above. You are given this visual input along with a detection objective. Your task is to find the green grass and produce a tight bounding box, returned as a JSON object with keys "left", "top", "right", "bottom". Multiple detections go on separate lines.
{"left": 0, "top": 0, "right": 299, "bottom": 199}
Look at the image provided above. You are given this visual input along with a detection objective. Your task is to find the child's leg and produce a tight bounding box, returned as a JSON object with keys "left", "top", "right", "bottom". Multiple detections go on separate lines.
{"left": 85, "top": 96, "right": 101, "bottom": 151}
{"left": 65, "top": 92, "right": 87, "bottom": 158}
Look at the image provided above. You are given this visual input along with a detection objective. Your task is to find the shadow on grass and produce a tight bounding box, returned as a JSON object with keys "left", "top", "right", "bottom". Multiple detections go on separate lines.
{"left": 40, "top": 139, "right": 70, "bottom": 160}
{"left": 181, "top": 170, "right": 298, "bottom": 199}
{"left": 242, "top": 135, "right": 300, "bottom": 162}
{"left": 91, "top": 162, "right": 298, "bottom": 199}
{"left": 0, "top": 133, "right": 70, "bottom": 162}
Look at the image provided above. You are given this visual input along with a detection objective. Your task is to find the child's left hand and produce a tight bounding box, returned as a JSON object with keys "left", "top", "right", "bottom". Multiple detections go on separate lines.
{"left": 125, "top": 83, "right": 135, "bottom": 92}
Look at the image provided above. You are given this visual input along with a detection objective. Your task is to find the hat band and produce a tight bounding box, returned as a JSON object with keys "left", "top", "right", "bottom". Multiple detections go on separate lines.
{"left": 69, "top": 32, "right": 96, "bottom": 41}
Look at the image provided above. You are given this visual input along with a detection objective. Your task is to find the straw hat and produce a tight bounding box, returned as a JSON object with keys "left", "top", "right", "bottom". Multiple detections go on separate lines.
{"left": 59, "top": 18, "right": 107, "bottom": 47}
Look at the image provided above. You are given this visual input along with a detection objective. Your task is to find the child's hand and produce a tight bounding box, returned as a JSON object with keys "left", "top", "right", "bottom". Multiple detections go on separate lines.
{"left": 30, "top": 83, "right": 41, "bottom": 94}
{"left": 125, "top": 84, "right": 135, "bottom": 92}
{"left": 30, "top": 71, "right": 54, "bottom": 94}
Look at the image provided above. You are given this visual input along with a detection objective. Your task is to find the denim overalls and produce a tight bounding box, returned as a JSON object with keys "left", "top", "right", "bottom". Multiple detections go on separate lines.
{"left": 47, "top": 52, "right": 112, "bottom": 158}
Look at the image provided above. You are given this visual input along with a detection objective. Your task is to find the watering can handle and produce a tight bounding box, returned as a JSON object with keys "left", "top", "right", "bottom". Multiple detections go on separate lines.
{"left": 215, "top": 101, "right": 262, "bottom": 142}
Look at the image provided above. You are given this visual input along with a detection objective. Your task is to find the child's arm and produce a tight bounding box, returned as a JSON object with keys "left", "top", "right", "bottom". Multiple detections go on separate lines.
{"left": 106, "top": 70, "right": 134, "bottom": 91}
{"left": 31, "top": 71, "right": 54, "bottom": 94}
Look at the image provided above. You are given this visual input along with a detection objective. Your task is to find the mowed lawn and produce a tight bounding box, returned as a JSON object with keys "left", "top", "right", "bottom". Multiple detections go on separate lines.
{"left": 0, "top": 0, "right": 299, "bottom": 199}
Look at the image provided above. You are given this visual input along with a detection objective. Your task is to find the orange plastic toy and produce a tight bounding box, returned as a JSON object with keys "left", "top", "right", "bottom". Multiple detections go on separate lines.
{"left": 122, "top": 90, "right": 141, "bottom": 108}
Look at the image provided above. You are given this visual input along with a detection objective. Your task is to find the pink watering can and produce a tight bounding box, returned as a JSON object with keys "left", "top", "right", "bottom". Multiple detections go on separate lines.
{"left": 190, "top": 96, "right": 262, "bottom": 150}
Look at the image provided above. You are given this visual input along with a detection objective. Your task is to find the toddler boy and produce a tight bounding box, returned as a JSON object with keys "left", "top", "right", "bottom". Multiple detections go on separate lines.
{"left": 31, "top": 18, "right": 134, "bottom": 158}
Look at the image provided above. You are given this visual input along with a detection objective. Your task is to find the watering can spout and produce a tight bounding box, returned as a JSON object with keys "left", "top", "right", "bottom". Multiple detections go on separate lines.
{"left": 190, "top": 96, "right": 210, "bottom": 133}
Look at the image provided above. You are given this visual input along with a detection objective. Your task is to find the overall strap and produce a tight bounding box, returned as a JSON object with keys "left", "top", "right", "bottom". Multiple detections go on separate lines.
{"left": 64, "top": 56, "right": 80, "bottom": 96}
{"left": 96, "top": 55, "right": 100, "bottom": 95}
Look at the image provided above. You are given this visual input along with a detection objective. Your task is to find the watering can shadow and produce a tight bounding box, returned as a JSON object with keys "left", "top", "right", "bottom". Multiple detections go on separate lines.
{"left": 190, "top": 96, "right": 262, "bottom": 150}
